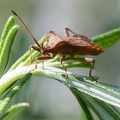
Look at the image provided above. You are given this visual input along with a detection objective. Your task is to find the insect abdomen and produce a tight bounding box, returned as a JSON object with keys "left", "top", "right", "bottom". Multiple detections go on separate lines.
{"left": 53, "top": 45, "right": 104, "bottom": 56}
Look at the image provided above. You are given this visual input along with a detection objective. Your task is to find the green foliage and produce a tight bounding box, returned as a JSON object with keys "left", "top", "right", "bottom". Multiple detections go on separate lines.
{"left": 0, "top": 103, "right": 29, "bottom": 120}
{"left": 0, "top": 16, "right": 120, "bottom": 120}
{"left": 0, "top": 16, "right": 19, "bottom": 77}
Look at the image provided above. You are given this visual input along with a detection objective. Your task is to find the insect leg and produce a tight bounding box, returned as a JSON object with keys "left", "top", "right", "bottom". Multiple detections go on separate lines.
{"left": 59, "top": 55, "right": 68, "bottom": 78}
{"left": 70, "top": 57, "right": 96, "bottom": 81}
{"left": 63, "top": 28, "right": 77, "bottom": 37}
{"left": 28, "top": 45, "right": 41, "bottom": 65}
{"left": 36, "top": 55, "right": 54, "bottom": 68}
{"left": 89, "top": 59, "right": 95, "bottom": 81}
{"left": 30, "top": 55, "right": 54, "bottom": 72}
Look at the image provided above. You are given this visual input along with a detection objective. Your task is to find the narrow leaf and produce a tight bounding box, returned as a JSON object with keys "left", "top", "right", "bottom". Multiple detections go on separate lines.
{"left": 0, "top": 73, "right": 32, "bottom": 114}
{"left": 0, "top": 25, "right": 19, "bottom": 77}
{"left": 70, "top": 88, "right": 94, "bottom": 120}
{"left": 71, "top": 88, "right": 120, "bottom": 120}
{"left": 1, "top": 64, "right": 120, "bottom": 108}
{"left": 0, "top": 16, "right": 15, "bottom": 53}
{"left": 92, "top": 28, "right": 120, "bottom": 49}
{"left": 0, "top": 103, "right": 29, "bottom": 120}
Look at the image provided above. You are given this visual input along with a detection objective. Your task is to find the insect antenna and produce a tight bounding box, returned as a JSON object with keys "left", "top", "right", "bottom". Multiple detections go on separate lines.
{"left": 10, "top": 9, "right": 42, "bottom": 49}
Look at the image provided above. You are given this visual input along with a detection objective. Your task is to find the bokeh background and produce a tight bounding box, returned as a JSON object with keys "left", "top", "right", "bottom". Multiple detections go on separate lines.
{"left": 0, "top": 0, "right": 120, "bottom": 120}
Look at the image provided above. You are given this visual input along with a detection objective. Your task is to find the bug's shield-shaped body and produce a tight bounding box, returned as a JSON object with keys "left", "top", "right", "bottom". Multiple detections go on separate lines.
{"left": 44, "top": 31, "right": 103, "bottom": 57}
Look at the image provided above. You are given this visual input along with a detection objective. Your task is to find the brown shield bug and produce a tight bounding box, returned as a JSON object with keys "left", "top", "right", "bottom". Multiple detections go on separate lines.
{"left": 11, "top": 10, "right": 104, "bottom": 81}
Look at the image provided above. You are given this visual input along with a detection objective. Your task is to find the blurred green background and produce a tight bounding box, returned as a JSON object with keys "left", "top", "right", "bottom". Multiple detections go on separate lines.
{"left": 0, "top": 0, "right": 120, "bottom": 120}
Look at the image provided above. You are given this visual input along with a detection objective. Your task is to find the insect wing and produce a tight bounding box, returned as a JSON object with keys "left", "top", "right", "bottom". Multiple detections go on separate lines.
{"left": 65, "top": 38, "right": 93, "bottom": 46}
{"left": 47, "top": 32, "right": 65, "bottom": 48}
{"left": 65, "top": 38, "right": 104, "bottom": 55}
{"left": 72, "top": 34, "right": 91, "bottom": 42}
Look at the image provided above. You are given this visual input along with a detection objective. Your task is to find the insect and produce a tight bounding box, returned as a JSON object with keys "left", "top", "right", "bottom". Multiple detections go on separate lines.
{"left": 11, "top": 10, "right": 104, "bottom": 81}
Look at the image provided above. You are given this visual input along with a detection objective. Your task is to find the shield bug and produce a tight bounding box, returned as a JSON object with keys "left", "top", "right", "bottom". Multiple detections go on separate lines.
{"left": 11, "top": 10, "right": 104, "bottom": 81}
